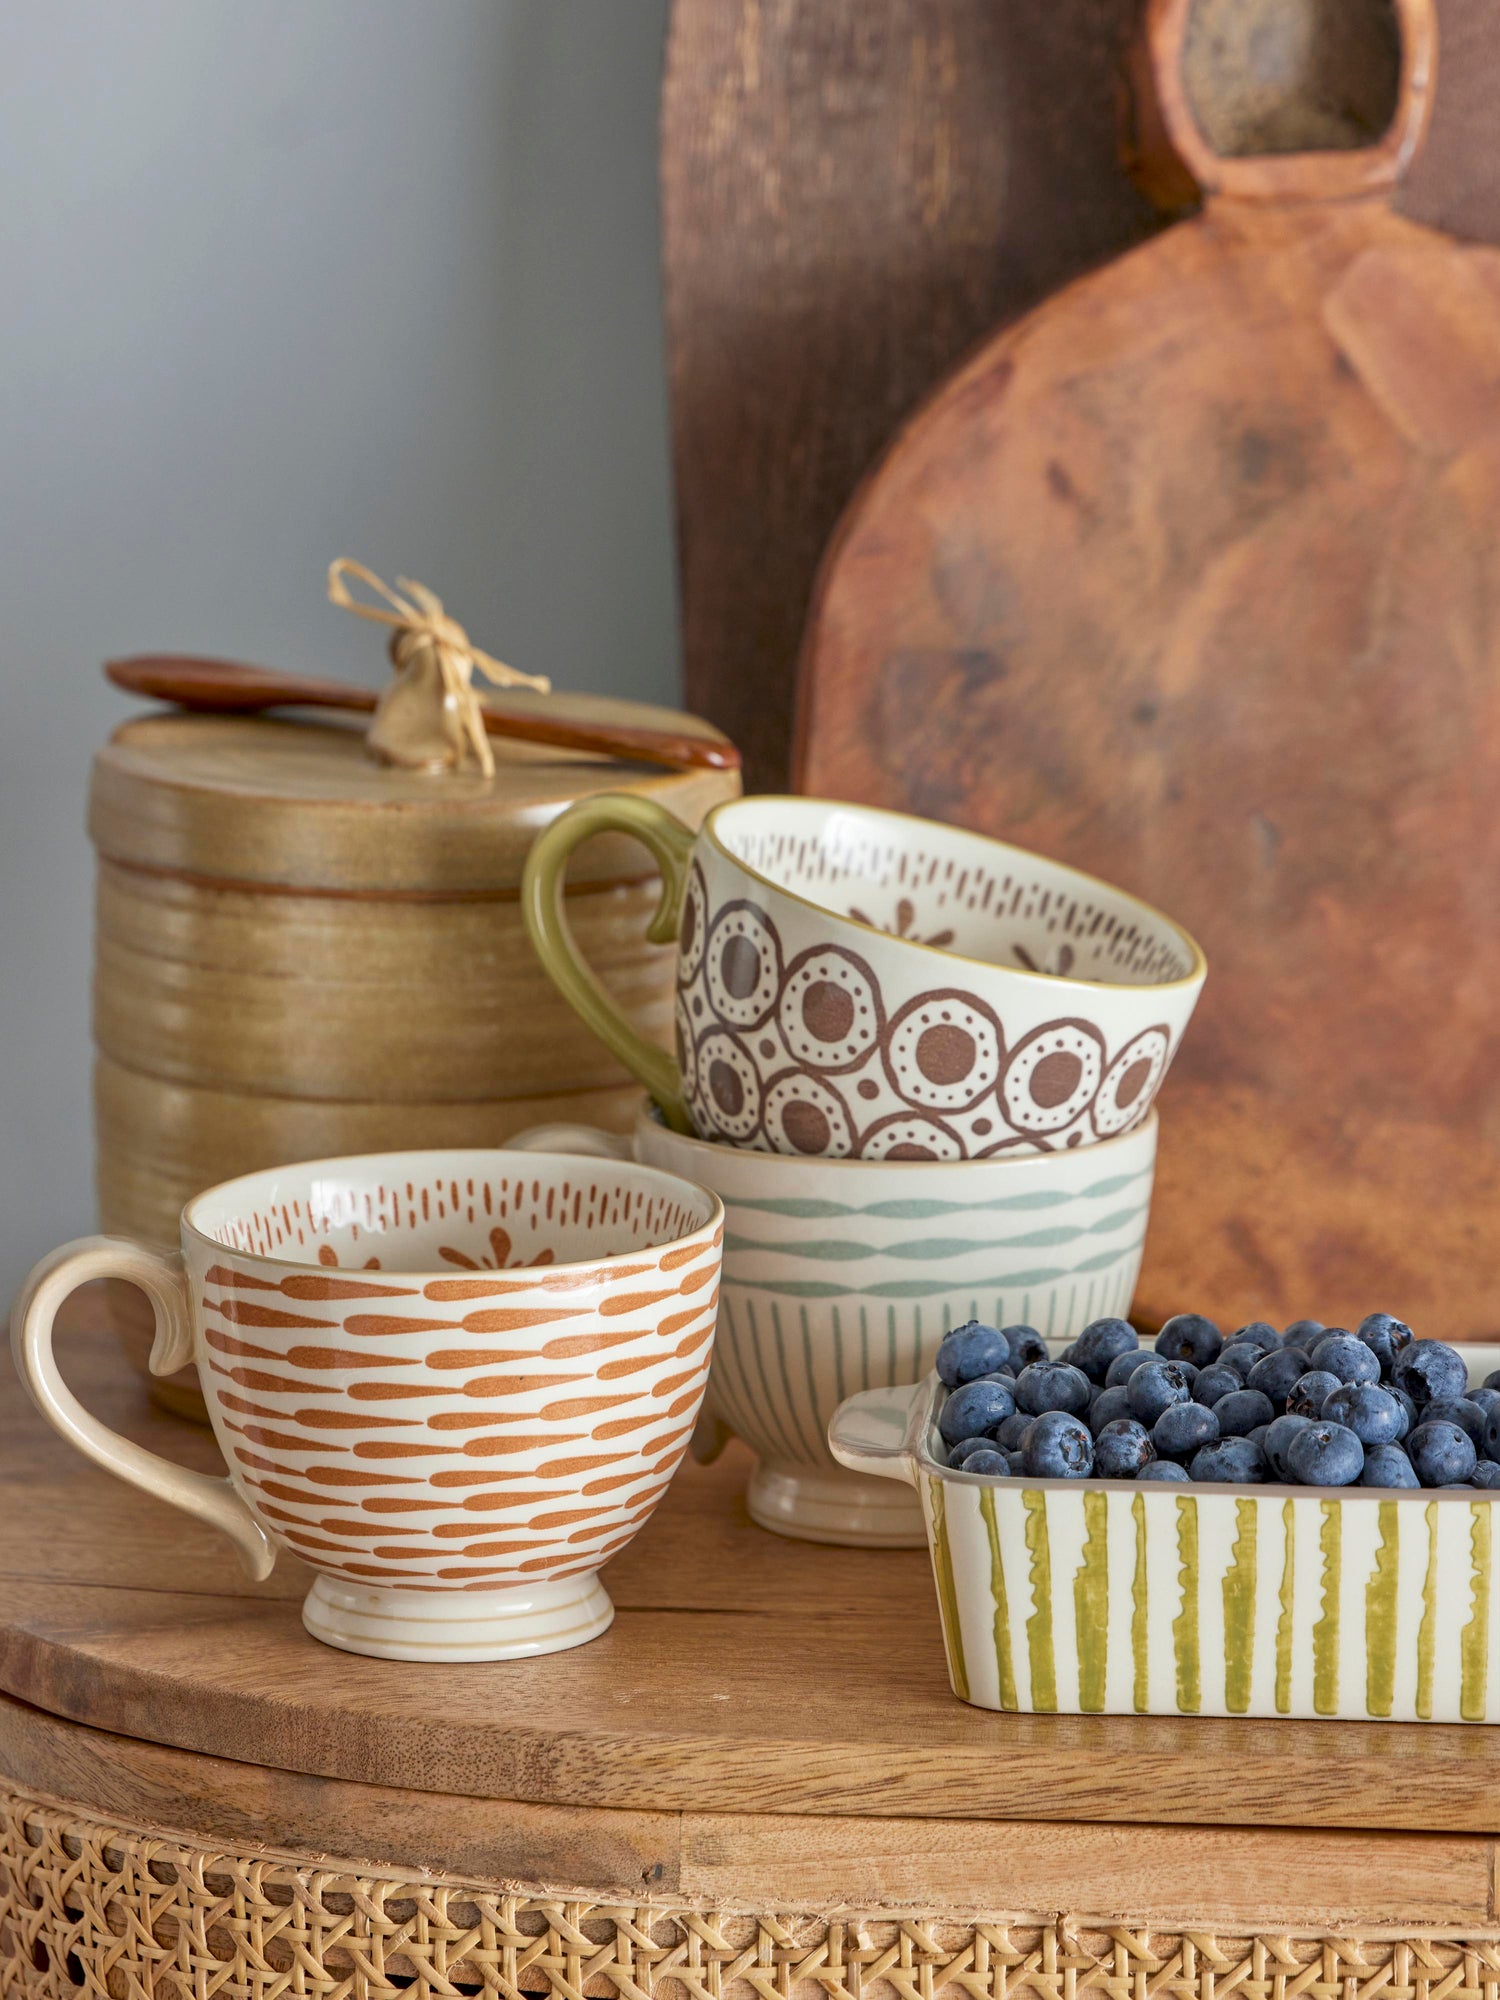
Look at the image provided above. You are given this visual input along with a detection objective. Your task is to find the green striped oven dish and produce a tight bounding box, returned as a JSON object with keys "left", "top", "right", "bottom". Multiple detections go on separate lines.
{"left": 829, "top": 1354, "right": 1500, "bottom": 1722}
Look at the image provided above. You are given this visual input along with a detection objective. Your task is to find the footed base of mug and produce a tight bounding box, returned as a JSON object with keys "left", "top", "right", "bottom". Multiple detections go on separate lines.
{"left": 747, "top": 1460, "right": 926, "bottom": 1547}
{"left": 301, "top": 1572, "right": 615, "bottom": 1662}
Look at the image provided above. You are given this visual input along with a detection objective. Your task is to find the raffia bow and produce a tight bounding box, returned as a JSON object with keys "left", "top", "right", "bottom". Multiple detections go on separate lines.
{"left": 328, "top": 558, "right": 550, "bottom": 777}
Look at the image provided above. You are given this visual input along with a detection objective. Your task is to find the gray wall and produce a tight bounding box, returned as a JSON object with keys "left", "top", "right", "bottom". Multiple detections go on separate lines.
{"left": 0, "top": 0, "right": 679, "bottom": 1302}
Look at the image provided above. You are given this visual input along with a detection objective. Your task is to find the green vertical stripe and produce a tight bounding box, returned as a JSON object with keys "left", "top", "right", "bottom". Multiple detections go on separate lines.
{"left": 1173, "top": 1495, "right": 1200, "bottom": 1713}
{"left": 1074, "top": 1490, "right": 1109, "bottom": 1713}
{"left": 1417, "top": 1500, "right": 1439, "bottom": 1722}
{"left": 1022, "top": 1489, "right": 1057, "bottom": 1712}
{"left": 978, "top": 1486, "right": 1017, "bottom": 1710}
{"left": 1365, "top": 1500, "right": 1400, "bottom": 1719}
{"left": 1131, "top": 1492, "right": 1149, "bottom": 1713}
{"left": 1275, "top": 1498, "right": 1295, "bottom": 1715}
{"left": 928, "top": 1475, "right": 970, "bottom": 1703}
{"left": 1313, "top": 1500, "right": 1342, "bottom": 1716}
{"left": 770, "top": 1304, "right": 821, "bottom": 1464}
{"left": 1222, "top": 1498, "right": 1258, "bottom": 1715}
{"left": 1461, "top": 1502, "right": 1491, "bottom": 1723}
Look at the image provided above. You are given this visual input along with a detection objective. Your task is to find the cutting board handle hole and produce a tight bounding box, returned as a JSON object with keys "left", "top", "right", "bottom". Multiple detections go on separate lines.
{"left": 1181, "top": 0, "right": 1401, "bottom": 159}
{"left": 1145, "top": 0, "right": 1434, "bottom": 203}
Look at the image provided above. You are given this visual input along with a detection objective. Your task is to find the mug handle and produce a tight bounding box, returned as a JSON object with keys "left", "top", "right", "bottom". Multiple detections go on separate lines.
{"left": 10, "top": 1236, "right": 276, "bottom": 1579}
{"left": 506, "top": 1122, "right": 634, "bottom": 1161}
{"left": 522, "top": 794, "right": 697, "bottom": 1134}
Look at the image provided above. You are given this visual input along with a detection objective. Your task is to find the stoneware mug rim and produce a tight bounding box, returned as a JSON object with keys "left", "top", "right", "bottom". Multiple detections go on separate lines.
{"left": 696, "top": 794, "right": 1207, "bottom": 995}
{"left": 180, "top": 1144, "right": 721, "bottom": 1274}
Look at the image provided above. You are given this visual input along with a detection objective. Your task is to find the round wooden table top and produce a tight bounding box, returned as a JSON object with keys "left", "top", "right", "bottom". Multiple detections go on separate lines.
{"left": 2, "top": 1298, "right": 1496, "bottom": 1840}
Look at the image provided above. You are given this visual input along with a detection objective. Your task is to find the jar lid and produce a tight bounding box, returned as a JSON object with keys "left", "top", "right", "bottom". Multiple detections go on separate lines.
{"left": 90, "top": 697, "right": 738, "bottom": 894}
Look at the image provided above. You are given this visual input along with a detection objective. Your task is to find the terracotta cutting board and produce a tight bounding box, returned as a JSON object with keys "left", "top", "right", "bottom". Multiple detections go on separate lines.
{"left": 796, "top": 0, "right": 1500, "bottom": 1339}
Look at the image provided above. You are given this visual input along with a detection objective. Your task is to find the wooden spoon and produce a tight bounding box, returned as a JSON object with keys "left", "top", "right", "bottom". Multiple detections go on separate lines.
{"left": 105, "top": 654, "right": 741, "bottom": 774}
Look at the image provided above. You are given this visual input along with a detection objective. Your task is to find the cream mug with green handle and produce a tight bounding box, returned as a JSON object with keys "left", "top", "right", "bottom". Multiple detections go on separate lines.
{"left": 523, "top": 793, "right": 1205, "bottom": 1160}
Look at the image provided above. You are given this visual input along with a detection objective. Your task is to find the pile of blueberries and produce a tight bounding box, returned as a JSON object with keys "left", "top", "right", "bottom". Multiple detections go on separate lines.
{"left": 936, "top": 1312, "right": 1500, "bottom": 1490}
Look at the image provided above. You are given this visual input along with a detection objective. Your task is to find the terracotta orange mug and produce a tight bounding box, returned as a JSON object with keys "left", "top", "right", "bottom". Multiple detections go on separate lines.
{"left": 12, "top": 1147, "right": 723, "bottom": 1662}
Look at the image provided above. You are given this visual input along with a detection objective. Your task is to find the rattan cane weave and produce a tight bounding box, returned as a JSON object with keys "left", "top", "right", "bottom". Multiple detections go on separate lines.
{"left": 3, "top": 1789, "right": 1500, "bottom": 2000}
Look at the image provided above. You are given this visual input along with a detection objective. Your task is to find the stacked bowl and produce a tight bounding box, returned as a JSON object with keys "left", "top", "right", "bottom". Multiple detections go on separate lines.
{"left": 523, "top": 794, "right": 1204, "bottom": 1544}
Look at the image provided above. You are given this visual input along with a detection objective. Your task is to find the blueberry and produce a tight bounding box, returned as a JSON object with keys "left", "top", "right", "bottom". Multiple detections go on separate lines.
{"left": 936, "top": 1320, "right": 1010, "bottom": 1387}
{"left": 1282, "top": 1318, "right": 1325, "bottom": 1349}
{"left": 1189, "top": 1437, "right": 1267, "bottom": 1483}
{"left": 1246, "top": 1347, "right": 1309, "bottom": 1409}
{"left": 960, "top": 1448, "right": 1010, "bottom": 1477}
{"left": 996, "top": 1411, "right": 1033, "bottom": 1452}
{"left": 1014, "top": 1360, "right": 1092, "bottom": 1418}
{"left": 1388, "top": 1384, "right": 1417, "bottom": 1436}
{"left": 1153, "top": 1400, "right": 1219, "bottom": 1460}
{"left": 1286, "top": 1370, "right": 1342, "bottom": 1418}
{"left": 1094, "top": 1417, "right": 1156, "bottom": 1479}
{"left": 1229, "top": 1321, "right": 1280, "bottom": 1355}
{"left": 1137, "top": 1459, "right": 1190, "bottom": 1482}
{"left": 1003, "top": 1324, "right": 1048, "bottom": 1370}
{"left": 1126, "top": 1358, "right": 1193, "bottom": 1427}
{"left": 1218, "top": 1342, "right": 1268, "bottom": 1381}
{"left": 1058, "top": 1341, "right": 1079, "bottom": 1365}
{"left": 938, "top": 1377, "right": 1017, "bottom": 1447}
{"left": 1087, "top": 1385, "right": 1133, "bottom": 1436}
{"left": 1356, "top": 1312, "right": 1413, "bottom": 1377}
{"left": 1286, "top": 1420, "right": 1365, "bottom": 1487}
{"left": 1264, "top": 1411, "right": 1312, "bottom": 1479}
{"left": 1394, "top": 1341, "right": 1469, "bottom": 1410}
{"left": 1021, "top": 1410, "right": 1094, "bottom": 1478}
{"left": 1215, "top": 1388, "right": 1275, "bottom": 1437}
{"left": 1106, "top": 1347, "right": 1156, "bottom": 1387}
{"left": 1360, "top": 1442, "right": 1421, "bottom": 1489}
{"left": 1472, "top": 1460, "right": 1500, "bottom": 1489}
{"left": 1248, "top": 1422, "right": 1274, "bottom": 1453}
{"left": 1468, "top": 1387, "right": 1500, "bottom": 1424}
{"left": 1310, "top": 1333, "right": 1379, "bottom": 1386}
{"left": 1155, "top": 1313, "right": 1222, "bottom": 1367}
{"left": 1321, "top": 1382, "right": 1405, "bottom": 1446}
{"left": 947, "top": 1434, "right": 997, "bottom": 1466}
{"left": 1407, "top": 1419, "right": 1477, "bottom": 1487}
{"left": 1424, "top": 1398, "right": 1487, "bottom": 1449}
{"left": 1485, "top": 1368, "right": 1500, "bottom": 1394}
{"left": 1193, "top": 1364, "right": 1244, "bottom": 1408}
{"left": 1073, "top": 1316, "right": 1139, "bottom": 1384}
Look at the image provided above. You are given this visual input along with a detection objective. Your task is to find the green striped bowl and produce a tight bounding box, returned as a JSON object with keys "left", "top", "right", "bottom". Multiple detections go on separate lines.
{"left": 829, "top": 1360, "right": 1500, "bottom": 1721}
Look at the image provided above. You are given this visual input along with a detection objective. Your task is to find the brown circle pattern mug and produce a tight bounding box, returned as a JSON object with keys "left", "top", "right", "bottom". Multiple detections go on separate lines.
{"left": 524, "top": 795, "right": 1205, "bottom": 1160}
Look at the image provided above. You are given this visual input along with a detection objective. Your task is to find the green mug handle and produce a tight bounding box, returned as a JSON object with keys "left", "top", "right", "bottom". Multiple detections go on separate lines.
{"left": 522, "top": 793, "right": 697, "bottom": 1134}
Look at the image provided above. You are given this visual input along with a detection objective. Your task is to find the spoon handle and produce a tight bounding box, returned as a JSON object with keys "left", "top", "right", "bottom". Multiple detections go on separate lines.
{"left": 104, "top": 655, "right": 741, "bottom": 774}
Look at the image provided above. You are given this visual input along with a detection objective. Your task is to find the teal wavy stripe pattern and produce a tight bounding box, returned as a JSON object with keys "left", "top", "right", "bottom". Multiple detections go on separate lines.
{"left": 724, "top": 1201, "right": 1148, "bottom": 1263}
{"left": 727, "top": 1164, "right": 1151, "bottom": 1221}
{"left": 725, "top": 1242, "right": 1138, "bottom": 1300}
